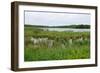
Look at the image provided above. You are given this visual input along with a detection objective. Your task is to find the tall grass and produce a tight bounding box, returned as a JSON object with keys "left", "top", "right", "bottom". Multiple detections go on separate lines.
{"left": 24, "top": 26, "right": 90, "bottom": 61}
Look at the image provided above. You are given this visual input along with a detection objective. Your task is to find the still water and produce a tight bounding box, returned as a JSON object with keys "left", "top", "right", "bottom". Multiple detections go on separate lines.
{"left": 41, "top": 28, "right": 90, "bottom": 32}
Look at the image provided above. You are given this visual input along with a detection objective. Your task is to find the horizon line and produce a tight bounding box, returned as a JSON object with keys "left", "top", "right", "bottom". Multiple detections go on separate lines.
{"left": 24, "top": 24, "right": 90, "bottom": 26}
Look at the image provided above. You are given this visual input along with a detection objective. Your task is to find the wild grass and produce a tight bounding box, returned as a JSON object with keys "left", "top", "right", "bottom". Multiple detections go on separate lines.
{"left": 24, "top": 26, "right": 90, "bottom": 61}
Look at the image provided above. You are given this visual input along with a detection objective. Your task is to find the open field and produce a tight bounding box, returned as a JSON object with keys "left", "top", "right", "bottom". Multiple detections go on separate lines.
{"left": 24, "top": 26, "right": 90, "bottom": 61}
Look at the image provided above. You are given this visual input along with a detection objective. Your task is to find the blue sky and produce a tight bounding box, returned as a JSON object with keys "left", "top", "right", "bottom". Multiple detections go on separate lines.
{"left": 25, "top": 11, "right": 90, "bottom": 26}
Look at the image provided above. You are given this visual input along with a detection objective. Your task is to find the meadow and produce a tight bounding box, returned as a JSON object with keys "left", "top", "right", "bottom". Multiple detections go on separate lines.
{"left": 24, "top": 26, "right": 90, "bottom": 61}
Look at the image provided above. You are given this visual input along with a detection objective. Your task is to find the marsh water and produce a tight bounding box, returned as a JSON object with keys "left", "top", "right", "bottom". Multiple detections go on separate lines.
{"left": 41, "top": 28, "right": 90, "bottom": 32}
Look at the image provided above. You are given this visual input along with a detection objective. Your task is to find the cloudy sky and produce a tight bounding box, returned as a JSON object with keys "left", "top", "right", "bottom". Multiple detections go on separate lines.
{"left": 25, "top": 11, "right": 90, "bottom": 26}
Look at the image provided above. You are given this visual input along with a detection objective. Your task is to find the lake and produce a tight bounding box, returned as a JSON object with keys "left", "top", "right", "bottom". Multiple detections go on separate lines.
{"left": 41, "top": 28, "right": 90, "bottom": 32}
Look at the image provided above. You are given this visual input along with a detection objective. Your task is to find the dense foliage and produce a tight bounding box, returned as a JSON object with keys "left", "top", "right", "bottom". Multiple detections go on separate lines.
{"left": 24, "top": 26, "right": 90, "bottom": 61}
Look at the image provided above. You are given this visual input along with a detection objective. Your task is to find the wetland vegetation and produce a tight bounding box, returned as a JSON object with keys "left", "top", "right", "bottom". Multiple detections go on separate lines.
{"left": 24, "top": 25, "right": 90, "bottom": 61}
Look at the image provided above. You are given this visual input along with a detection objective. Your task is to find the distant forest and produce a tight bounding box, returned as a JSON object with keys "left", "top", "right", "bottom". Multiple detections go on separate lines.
{"left": 25, "top": 24, "right": 90, "bottom": 29}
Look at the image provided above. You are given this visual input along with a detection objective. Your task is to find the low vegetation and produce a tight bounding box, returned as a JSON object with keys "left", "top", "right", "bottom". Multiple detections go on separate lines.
{"left": 24, "top": 25, "right": 90, "bottom": 61}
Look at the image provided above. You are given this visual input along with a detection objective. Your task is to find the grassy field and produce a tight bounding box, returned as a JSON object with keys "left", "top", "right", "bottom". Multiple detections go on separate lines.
{"left": 24, "top": 26, "right": 90, "bottom": 61}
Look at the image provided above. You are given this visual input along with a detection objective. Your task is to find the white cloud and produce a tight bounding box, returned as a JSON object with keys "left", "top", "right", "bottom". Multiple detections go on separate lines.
{"left": 25, "top": 11, "right": 90, "bottom": 26}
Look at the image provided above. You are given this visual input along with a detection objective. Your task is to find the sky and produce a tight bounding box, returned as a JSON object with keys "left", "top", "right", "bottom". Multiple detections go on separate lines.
{"left": 24, "top": 11, "right": 91, "bottom": 26}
